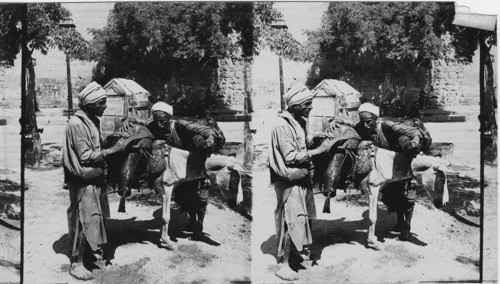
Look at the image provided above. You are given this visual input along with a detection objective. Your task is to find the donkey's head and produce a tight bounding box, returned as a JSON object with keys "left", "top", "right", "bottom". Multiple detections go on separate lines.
{"left": 152, "top": 140, "right": 170, "bottom": 159}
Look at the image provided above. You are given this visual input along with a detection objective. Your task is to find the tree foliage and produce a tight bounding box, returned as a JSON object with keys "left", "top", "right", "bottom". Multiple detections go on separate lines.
{"left": 0, "top": 4, "right": 23, "bottom": 66}
{"left": 0, "top": 3, "right": 90, "bottom": 166}
{"left": 89, "top": 2, "right": 292, "bottom": 107}
{"left": 304, "top": 2, "right": 469, "bottom": 85}
{"left": 0, "top": 4, "right": 90, "bottom": 65}
{"left": 90, "top": 2, "right": 286, "bottom": 75}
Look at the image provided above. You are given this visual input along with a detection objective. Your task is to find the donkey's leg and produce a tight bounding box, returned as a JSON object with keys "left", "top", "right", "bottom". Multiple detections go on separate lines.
{"left": 367, "top": 185, "right": 382, "bottom": 250}
{"left": 160, "top": 185, "right": 174, "bottom": 249}
{"left": 118, "top": 195, "right": 126, "bottom": 213}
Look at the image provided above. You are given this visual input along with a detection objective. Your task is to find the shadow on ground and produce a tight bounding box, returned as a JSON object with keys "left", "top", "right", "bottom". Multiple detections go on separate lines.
{"left": 0, "top": 179, "right": 20, "bottom": 222}
{"left": 260, "top": 200, "right": 428, "bottom": 269}
{"left": 415, "top": 174, "right": 481, "bottom": 227}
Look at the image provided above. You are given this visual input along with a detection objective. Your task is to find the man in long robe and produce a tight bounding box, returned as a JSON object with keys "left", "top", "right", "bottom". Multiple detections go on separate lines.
{"left": 268, "top": 83, "right": 330, "bottom": 281}
{"left": 63, "top": 82, "right": 127, "bottom": 280}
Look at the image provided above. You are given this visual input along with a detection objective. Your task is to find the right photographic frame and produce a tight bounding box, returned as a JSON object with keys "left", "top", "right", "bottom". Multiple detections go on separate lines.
{"left": 250, "top": 1, "right": 497, "bottom": 283}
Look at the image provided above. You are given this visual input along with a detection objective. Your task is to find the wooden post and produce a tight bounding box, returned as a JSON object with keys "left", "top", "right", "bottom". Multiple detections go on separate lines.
{"left": 479, "top": 31, "right": 485, "bottom": 284}
{"left": 279, "top": 56, "right": 285, "bottom": 112}
{"left": 243, "top": 60, "right": 253, "bottom": 169}
{"left": 66, "top": 54, "right": 73, "bottom": 118}
{"left": 20, "top": 4, "right": 27, "bottom": 282}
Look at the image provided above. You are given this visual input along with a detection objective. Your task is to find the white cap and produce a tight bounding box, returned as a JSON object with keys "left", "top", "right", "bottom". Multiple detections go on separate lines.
{"left": 358, "top": 102, "right": 380, "bottom": 117}
{"left": 151, "top": 102, "right": 173, "bottom": 116}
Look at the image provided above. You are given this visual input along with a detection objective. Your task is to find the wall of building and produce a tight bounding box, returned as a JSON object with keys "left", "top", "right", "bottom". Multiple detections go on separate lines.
{"left": 0, "top": 49, "right": 95, "bottom": 109}
{"left": 251, "top": 49, "right": 312, "bottom": 110}
{"left": 250, "top": 48, "right": 484, "bottom": 111}
{"left": 0, "top": 44, "right": 488, "bottom": 112}
{"left": 431, "top": 53, "right": 480, "bottom": 107}
{"left": 215, "top": 58, "right": 249, "bottom": 112}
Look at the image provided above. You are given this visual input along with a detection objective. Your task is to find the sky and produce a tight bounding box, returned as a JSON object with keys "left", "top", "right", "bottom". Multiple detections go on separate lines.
{"left": 62, "top": 2, "right": 114, "bottom": 40}
{"left": 26, "top": 1, "right": 499, "bottom": 81}
{"left": 61, "top": 1, "right": 498, "bottom": 44}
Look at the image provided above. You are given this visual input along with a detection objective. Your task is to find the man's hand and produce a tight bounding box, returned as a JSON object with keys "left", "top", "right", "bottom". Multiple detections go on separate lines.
{"left": 119, "top": 117, "right": 142, "bottom": 132}
{"left": 112, "top": 131, "right": 130, "bottom": 139}
{"left": 205, "top": 137, "right": 215, "bottom": 152}
{"left": 309, "top": 139, "right": 332, "bottom": 157}
{"left": 103, "top": 138, "right": 126, "bottom": 156}
{"left": 131, "top": 138, "right": 150, "bottom": 149}
{"left": 288, "top": 168, "right": 309, "bottom": 181}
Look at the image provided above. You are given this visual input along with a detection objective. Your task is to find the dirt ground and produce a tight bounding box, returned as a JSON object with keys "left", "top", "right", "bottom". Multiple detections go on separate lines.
{"left": 0, "top": 176, "right": 21, "bottom": 284}
{"left": 23, "top": 166, "right": 251, "bottom": 283}
{"left": 250, "top": 110, "right": 497, "bottom": 283}
{"left": 0, "top": 107, "right": 498, "bottom": 283}
{"left": 0, "top": 116, "right": 21, "bottom": 284}
{"left": 1, "top": 108, "right": 250, "bottom": 283}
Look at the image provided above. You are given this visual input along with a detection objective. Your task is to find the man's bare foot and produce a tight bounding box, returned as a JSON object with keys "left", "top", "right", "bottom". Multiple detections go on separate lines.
{"left": 367, "top": 238, "right": 383, "bottom": 251}
{"left": 159, "top": 238, "right": 174, "bottom": 250}
{"left": 275, "top": 263, "right": 299, "bottom": 281}
{"left": 69, "top": 262, "right": 93, "bottom": 280}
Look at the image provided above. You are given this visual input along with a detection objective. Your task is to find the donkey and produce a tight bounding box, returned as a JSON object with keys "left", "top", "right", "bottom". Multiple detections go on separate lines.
{"left": 152, "top": 140, "right": 244, "bottom": 249}
{"left": 356, "top": 141, "right": 454, "bottom": 250}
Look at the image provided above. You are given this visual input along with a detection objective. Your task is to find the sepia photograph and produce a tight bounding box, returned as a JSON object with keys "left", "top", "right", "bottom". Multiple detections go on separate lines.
{"left": 0, "top": 1, "right": 498, "bottom": 283}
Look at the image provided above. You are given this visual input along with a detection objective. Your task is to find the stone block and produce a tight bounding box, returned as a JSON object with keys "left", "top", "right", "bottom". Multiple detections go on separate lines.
{"left": 433, "top": 71, "right": 441, "bottom": 79}
{"left": 235, "top": 70, "right": 244, "bottom": 79}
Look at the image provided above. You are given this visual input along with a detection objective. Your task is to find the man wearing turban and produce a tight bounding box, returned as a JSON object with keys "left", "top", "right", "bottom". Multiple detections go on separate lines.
{"left": 122, "top": 101, "right": 224, "bottom": 243}
{"left": 63, "top": 82, "right": 128, "bottom": 280}
{"left": 268, "top": 82, "right": 330, "bottom": 281}
{"left": 353, "top": 102, "right": 432, "bottom": 242}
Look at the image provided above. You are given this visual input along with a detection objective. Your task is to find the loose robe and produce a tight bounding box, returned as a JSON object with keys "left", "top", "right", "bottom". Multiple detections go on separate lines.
{"left": 269, "top": 111, "right": 313, "bottom": 259}
{"left": 63, "top": 110, "right": 109, "bottom": 257}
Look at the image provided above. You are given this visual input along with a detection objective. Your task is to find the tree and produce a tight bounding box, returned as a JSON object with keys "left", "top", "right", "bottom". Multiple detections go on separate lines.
{"left": 305, "top": 2, "right": 454, "bottom": 91}
{"left": 89, "top": 2, "right": 287, "bottom": 113}
{"left": 0, "top": 3, "right": 89, "bottom": 167}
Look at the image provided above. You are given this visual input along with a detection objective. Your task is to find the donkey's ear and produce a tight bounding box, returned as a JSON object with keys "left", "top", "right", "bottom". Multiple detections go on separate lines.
{"left": 152, "top": 139, "right": 167, "bottom": 149}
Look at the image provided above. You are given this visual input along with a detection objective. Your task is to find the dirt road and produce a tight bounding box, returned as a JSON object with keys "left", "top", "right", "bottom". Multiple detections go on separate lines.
{"left": 0, "top": 118, "right": 21, "bottom": 284}
{"left": 24, "top": 166, "right": 251, "bottom": 283}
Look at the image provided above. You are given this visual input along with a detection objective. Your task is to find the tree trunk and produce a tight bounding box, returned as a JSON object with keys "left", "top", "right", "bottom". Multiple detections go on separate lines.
{"left": 191, "top": 65, "right": 202, "bottom": 115}
{"left": 243, "top": 59, "right": 253, "bottom": 169}
{"left": 404, "top": 66, "right": 416, "bottom": 114}
{"left": 25, "top": 57, "right": 41, "bottom": 168}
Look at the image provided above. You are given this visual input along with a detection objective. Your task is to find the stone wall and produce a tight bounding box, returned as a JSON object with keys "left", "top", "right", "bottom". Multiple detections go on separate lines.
{"left": 0, "top": 50, "right": 95, "bottom": 110}
{"left": 215, "top": 58, "right": 248, "bottom": 112}
{"left": 251, "top": 49, "right": 313, "bottom": 110}
{"left": 0, "top": 65, "right": 22, "bottom": 109}
{"left": 251, "top": 44, "right": 485, "bottom": 111}
{"left": 431, "top": 55, "right": 480, "bottom": 107}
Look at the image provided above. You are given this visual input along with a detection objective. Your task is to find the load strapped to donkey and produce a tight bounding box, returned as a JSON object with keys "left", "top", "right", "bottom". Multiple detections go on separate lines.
{"left": 99, "top": 78, "right": 243, "bottom": 213}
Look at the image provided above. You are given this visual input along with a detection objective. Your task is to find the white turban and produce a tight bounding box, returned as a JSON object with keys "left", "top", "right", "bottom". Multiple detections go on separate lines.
{"left": 78, "top": 82, "right": 107, "bottom": 106}
{"left": 151, "top": 102, "right": 173, "bottom": 116}
{"left": 358, "top": 102, "right": 380, "bottom": 117}
{"left": 284, "top": 82, "right": 313, "bottom": 108}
